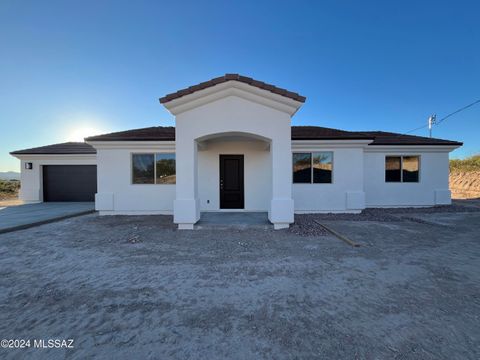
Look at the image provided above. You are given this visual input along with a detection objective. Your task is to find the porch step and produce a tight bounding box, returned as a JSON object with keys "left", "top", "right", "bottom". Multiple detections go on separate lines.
{"left": 194, "top": 212, "right": 273, "bottom": 230}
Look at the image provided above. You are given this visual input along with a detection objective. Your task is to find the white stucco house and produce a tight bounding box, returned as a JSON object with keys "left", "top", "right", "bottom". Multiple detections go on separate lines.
{"left": 11, "top": 74, "right": 462, "bottom": 229}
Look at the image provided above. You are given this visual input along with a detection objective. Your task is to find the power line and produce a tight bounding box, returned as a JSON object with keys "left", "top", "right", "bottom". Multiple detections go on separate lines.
{"left": 398, "top": 98, "right": 480, "bottom": 137}
{"left": 436, "top": 98, "right": 480, "bottom": 125}
{"left": 404, "top": 124, "right": 428, "bottom": 135}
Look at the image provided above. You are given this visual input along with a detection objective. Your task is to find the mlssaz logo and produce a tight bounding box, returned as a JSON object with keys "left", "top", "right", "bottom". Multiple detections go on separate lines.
{"left": 34, "top": 339, "right": 74, "bottom": 349}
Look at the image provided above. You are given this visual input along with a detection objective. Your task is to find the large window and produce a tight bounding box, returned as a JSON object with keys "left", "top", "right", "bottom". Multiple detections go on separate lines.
{"left": 132, "top": 153, "right": 176, "bottom": 184}
{"left": 385, "top": 156, "right": 419, "bottom": 183}
{"left": 293, "top": 152, "right": 333, "bottom": 184}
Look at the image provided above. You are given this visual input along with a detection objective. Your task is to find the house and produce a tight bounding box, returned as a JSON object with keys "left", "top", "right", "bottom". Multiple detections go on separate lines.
{"left": 11, "top": 74, "right": 462, "bottom": 229}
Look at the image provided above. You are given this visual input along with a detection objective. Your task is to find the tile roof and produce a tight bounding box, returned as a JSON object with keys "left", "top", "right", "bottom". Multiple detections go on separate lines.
{"left": 12, "top": 126, "right": 461, "bottom": 155}
{"left": 159, "top": 74, "right": 306, "bottom": 104}
{"left": 85, "top": 126, "right": 175, "bottom": 141}
{"left": 357, "top": 131, "right": 462, "bottom": 146}
{"left": 10, "top": 142, "right": 96, "bottom": 155}
{"left": 84, "top": 125, "right": 461, "bottom": 146}
{"left": 291, "top": 126, "right": 373, "bottom": 140}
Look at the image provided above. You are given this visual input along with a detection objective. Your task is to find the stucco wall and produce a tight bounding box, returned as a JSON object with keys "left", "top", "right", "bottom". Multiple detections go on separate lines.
{"left": 292, "top": 147, "right": 366, "bottom": 212}
{"left": 174, "top": 95, "right": 294, "bottom": 227}
{"left": 96, "top": 147, "right": 175, "bottom": 214}
{"left": 198, "top": 139, "right": 271, "bottom": 211}
{"left": 15, "top": 155, "right": 96, "bottom": 202}
{"left": 364, "top": 150, "right": 451, "bottom": 207}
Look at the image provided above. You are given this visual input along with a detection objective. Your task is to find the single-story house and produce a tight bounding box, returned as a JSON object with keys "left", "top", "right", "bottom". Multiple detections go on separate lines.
{"left": 11, "top": 74, "right": 462, "bottom": 229}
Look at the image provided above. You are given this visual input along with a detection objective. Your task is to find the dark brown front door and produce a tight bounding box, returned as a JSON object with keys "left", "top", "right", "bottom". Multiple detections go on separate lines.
{"left": 219, "top": 155, "right": 244, "bottom": 209}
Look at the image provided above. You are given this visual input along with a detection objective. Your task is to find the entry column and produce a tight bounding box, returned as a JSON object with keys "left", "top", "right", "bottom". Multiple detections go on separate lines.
{"left": 269, "top": 137, "right": 294, "bottom": 229}
{"left": 173, "top": 138, "right": 200, "bottom": 229}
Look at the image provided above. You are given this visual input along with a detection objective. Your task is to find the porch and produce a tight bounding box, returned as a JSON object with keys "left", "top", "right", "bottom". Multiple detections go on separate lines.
{"left": 195, "top": 211, "right": 271, "bottom": 230}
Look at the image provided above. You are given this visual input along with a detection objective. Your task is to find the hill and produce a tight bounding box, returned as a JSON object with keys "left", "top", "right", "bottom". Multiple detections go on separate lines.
{"left": 450, "top": 155, "right": 480, "bottom": 199}
{"left": 0, "top": 171, "right": 20, "bottom": 180}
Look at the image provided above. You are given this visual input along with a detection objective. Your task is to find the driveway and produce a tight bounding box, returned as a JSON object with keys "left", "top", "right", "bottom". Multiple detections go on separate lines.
{"left": 0, "top": 209, "right": 479, "bottom": 359}
{"left": 0, "top": 202, "right": 95, "bottom": 233}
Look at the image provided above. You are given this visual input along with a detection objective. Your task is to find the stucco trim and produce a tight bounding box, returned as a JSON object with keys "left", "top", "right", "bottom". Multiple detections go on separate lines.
{"left": 364, "top": 145, "right": 460, "bottom": 153}
{"left": 292, "top": 139, "right": 373, "bottom": 150}
{"left": 163, "top": 81, "right": 304, "bottom": 116}
{"left": 86, "top": 141, "right": 176, "bottom": 151}
{"left": 11, "top": 154, "right": 96, "bottom": 161}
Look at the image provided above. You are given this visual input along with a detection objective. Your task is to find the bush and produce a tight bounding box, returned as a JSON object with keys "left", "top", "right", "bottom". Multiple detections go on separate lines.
{"left": 0, "top": 180, "right": 20, "bottom": 194}
{"left": 450, "top": 154, "right": 480, "bottom": 172}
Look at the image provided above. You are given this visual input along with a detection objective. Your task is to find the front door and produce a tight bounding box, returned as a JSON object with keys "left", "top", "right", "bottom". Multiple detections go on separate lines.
{"left": 219, "top": 155, "right": 244, "bottom": 209}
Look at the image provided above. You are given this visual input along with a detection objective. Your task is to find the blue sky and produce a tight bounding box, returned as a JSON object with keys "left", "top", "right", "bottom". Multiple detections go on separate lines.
{"left": 1, "top": 0, "right": 479, "bottom": 172}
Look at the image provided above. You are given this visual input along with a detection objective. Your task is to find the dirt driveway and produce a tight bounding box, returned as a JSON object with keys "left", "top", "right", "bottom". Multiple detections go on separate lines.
{"left": 0, "top": 210, "right": 479, "bottom": 359}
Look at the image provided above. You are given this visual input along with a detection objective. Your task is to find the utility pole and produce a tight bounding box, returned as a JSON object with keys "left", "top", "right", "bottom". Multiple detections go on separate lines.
{"left": 428, "top": 114, "right": 436, "bottom": 138}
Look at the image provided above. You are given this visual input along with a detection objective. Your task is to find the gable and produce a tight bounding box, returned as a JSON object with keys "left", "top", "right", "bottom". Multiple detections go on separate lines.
{"left": 160, "top": 74, "right": 305, "bottom": 116}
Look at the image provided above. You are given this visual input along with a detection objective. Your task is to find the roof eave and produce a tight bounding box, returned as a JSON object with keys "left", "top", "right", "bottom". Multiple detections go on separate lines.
{"left": 162, "top": 81, "right": 304, "bottom": 116}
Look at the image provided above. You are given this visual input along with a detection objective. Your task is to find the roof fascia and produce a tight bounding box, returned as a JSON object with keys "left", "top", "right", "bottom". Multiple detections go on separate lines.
{"left": 292, "top": 139, "right": 373, "bottom": 150}
{"left": 86, "top": 140, "right": 176, "bottom": 150}
{"left": 162, "top": 81, "right": 304, "bottom": 116}
{"left": 11, "top": 154, "right": 96, "bottom": 160}
{"left": 364, "top": 145, "right": 461, "bottom": 153}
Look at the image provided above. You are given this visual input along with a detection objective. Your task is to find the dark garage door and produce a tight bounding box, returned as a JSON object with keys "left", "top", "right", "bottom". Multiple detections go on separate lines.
{"left": 43, "top": 165, "right": 97, "bottom": 202}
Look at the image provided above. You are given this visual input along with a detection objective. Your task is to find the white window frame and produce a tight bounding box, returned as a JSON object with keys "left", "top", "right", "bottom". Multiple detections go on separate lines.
{"left": 131, "top": 152, "right": 176, "bottom": 185}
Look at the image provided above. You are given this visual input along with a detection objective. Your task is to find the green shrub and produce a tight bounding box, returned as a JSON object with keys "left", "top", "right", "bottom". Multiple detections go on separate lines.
{"left": 0, "top": 180, "right": 20, "bottom": 194}
{"left": 450, "top": 154, "right": 480, "bottom": 172}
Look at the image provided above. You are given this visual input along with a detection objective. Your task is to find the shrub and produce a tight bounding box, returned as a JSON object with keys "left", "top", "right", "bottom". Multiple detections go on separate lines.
{"left": 0, "top": 180, "right": 20, "bottom": 194}
{"left": 450, "top": 154, "right": 480, "bottom": 172}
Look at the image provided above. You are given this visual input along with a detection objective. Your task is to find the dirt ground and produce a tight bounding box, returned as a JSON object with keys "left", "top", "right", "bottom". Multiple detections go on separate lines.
{"left": 450, "top": 171, "right": 480, "bottom": 199}
{"left": 0, "top": 209, "right": 479, "bottom": 359}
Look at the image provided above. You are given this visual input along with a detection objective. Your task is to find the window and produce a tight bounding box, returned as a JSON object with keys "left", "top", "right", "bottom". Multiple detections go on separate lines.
{"left": 293, "top": 152, "right": 333, "bottom": 183}
{"left": 402, "top": 156, "right": 420, "bottom": 182}
{"left": 385, "top": 156, "right": 401, "bottom": 182}
{"left": 385, "top": 156, "right": 419, "bottom": 183}
{"left": 293, "top": 153, "right": 312, "bottom": 183}
{"left": 156, "top": 153, "right": 176, "bottom": 184}
{"left": 313, "top": 152, "right": 333, "bottom": 183}
{"left": 132, "top": 153, "right": 176, "bottom": 184}
{"left": 132, "top": 154, "right": 154, "bottom": 184}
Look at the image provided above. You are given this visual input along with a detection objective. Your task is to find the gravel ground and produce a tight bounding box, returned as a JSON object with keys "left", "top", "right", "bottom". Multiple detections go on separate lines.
{"left": 291, "top": 203, "right": 480, "bottom": 236}
{"left": 0, "top": 211, "right": 479, "bottom": 359}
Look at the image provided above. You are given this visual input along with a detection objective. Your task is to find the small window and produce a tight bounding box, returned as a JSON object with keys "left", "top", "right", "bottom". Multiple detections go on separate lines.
{"left": 293, "top": 152, "right": 333, "bottom": 184}
{"left": 385, "top": 156, "right": 419, "bottom": 183}
{"left": 313, "top": 152, "right": 333, "bottom": 183}
{"left": 156, "top": 153, "right": 176, "bottom": 184}
{"left": 293, "top": 153, "right": 312, "bottom": 183}
{"left": 132, "top": 153, "right": 176, "bottom": 184}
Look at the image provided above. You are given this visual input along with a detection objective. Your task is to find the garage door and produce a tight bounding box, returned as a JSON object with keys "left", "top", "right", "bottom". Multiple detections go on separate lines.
{"left": 43, "top": 165, "right": 97, "bottom": 202}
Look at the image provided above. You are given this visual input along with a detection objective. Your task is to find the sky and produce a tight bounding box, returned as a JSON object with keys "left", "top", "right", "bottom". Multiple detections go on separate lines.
{"left": 0, "top": 0, "right": 479, "bottom": 172}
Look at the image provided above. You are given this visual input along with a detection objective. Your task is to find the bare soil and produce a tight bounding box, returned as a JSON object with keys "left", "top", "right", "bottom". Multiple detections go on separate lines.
{"left": 450, "top": 171, "right": 480, "bottom": 199}
{"left": 0, "top": 209, "right": 479, "bottom": 359}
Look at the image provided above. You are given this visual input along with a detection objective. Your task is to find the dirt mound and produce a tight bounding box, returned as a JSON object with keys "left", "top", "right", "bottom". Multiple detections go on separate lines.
{"left": 450, "top": 171, "right": 480, "bottom": 199}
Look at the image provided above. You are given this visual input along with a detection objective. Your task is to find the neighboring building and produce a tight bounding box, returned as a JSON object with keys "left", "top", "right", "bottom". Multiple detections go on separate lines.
{"left": 11, "top": 74, "right": 462, "bottom": 229}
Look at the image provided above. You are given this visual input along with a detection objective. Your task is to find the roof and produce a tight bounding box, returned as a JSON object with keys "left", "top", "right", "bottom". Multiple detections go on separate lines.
{"left": 84, "top": 125, "right": 462, "bottom": 146}
{"left": 356, "top": 131, "right": 462, "bottom": 146}
{"left": 291, "top": 126, "right": 373, "bottom": 140}
{"left": 10, "top": 142, "right": 96, "bottom": 155}
{"left": 159, "top": 74, "right": 306, "bottom": 104}
{"left": 85, "top": 127, "right": 175, "bottom": 141}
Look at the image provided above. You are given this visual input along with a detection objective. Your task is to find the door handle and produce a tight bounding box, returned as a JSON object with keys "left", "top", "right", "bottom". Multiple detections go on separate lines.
{"left": 220, "top": 179, "right": 224, "bottom": 190}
